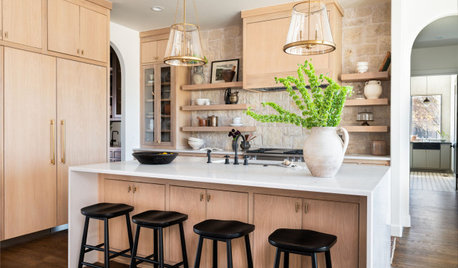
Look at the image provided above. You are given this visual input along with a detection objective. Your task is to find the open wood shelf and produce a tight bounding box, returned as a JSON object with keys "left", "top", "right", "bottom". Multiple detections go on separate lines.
{"left": 181, "top": 126, "right": 256, "bottom": 132}
{"left": 181, "top": 104, "right": 249, "bottom": 111}
{"left": 345, "top": 98, "right": 389, "bottom": 106}
{"left": 181, "top": 81, "right": 243, "bottom": 91}
{"left": 343, "top": 126, "right": 389, "bottom": 133}
{"left": 340, "top": 71, "right": 390, "bottom": 82}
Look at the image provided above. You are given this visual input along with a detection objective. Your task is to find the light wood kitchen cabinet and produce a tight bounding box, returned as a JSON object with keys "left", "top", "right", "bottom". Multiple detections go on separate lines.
{"left": 241, "top": 1, "right": 343, "bottom": 89}
{"left": 169, "top": 186, "right": 207, "bottom": 266}
{"left": 0, "top": 46, "right": 3, "bottom": 241}
{"left": 2, "top": 0, "right": 43, "bottom": 48}
{"left": 440, "top": 144, "right": 452, "bottom": 171}
{"left": 301, "top": 199, "right": 359, "bottom": 268}
{"left": 141, "top": 39, "right": 168, "bottom": 64}
{"left": 253, "top": 194, "right": 302, "bottom": 268}
{"left": 168, "top": 186, "right": 250, "bottom": 267}
{"left": 48, "top": 0, "right": 108, "bottom": 62}
{"left": 103, "top": 178, "right": 166, "bottom": 255}
{"left": 56, "top": 59, "right": 107, "bottom": 225}
{"left": 3, "top": 48, "right": 57, "bottom": 239}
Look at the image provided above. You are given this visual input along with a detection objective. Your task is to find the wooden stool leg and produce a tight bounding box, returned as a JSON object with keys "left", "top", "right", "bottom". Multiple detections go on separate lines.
{"left": 226, "top": 240, "right": 233, "bottom": 268}
{"left": 125, "top": 214, "right": 134, "bottom": 254}
{"left": 154, "top": 229, "right": 159, "bottom": 268}
{"left": 283, "top": 251, "right": 289, "bottom": 268}
{"left": 325, "top": 250, "right": 332, "bottom": 268}
{"left": 194, "top": 236, "right": 204, "bottom": 268}
{"left": 179, "top": 223, "right": 189, "bottom": 268}
{"left": 273, "top": 248, "right": 281, "bottom": 268}
{"left": 212, "top": 240, "right": 218, "bottom": 268}
{"left": 104, "top": 219, "right": 110, "bottom": 268}
{"left": 244, "top": 235, "right": 253, "bottom": 268}
{"left": 311, "top": 253, "right": 318, "bottom": 268}
{"left": 78, "top": 216, "right": 90, "bottom": 268}
{"left": 158, "top": 228, "right": 165, "bottom": 268}
{"left": 130, "top": 225, "right": 141, "bottom": 268}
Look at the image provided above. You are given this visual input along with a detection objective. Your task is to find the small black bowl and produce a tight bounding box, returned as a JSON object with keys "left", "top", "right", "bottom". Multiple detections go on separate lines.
{"left": 132, "top": 152, "right": 178, "bottom": 165}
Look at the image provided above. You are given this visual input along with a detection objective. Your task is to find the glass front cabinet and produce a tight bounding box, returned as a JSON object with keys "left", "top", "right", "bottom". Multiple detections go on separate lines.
{"left": 141, "top": 64, "right": 174, "bottom": 148}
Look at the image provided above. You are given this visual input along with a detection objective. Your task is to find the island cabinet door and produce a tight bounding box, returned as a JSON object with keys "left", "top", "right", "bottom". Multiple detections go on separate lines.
{"left": 205, "top": 189, "right": 249, "bottom": 267}
{"left": 103, "top": 179, "right": 134, "bottom": 251}
{"left": 131, "top": 182, "right": 166, "bottom": 256}
{"left": 301, "top": 199, "right": 359, "bottom": 268}
{"left": 168, "top": 186, "right": 207, "bottom": 266}
{"left": 253, "top": 194, "right": 303, "bottom": 268}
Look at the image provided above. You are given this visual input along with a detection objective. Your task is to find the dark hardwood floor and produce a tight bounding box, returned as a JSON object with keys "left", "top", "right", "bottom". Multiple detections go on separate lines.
{"left": 392, "top": 189, "right": 458, "bottom": 267}
{"left": 1, "top": 188, "right": 456, "bottom": 267}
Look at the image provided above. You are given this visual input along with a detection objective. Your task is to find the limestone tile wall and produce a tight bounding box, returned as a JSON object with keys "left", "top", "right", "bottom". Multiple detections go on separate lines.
{"left": 187, "top": 2, "right": 391, "bottom": 155}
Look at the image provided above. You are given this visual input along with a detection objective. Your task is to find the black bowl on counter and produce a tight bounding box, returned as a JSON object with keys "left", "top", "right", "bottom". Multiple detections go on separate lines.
{"left": 132, "top": 152, "right": 178, "bottom": 165}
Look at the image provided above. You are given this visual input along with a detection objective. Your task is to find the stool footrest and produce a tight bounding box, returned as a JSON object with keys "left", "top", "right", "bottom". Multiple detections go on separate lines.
{"left": 132, "top": 254, "right": 184, "bottom": 268}
{"left": 84, "top": 243, "right": 104, "bottom": 253}
{"left": 80, "top": 261, "right": 104, "bottom": 268}
{"left": 83, "top": 243, "right": 132, "bottom": 259}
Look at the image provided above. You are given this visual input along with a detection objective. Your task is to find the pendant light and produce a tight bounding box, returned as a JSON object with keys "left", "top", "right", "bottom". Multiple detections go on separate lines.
{"left": 423, "top": 77, "right": 431, "bottom": 104}
{"left": 284, "top": 1, "right": 336, "bottom": 56}
{"left": 164, "top": 0, "right": 207, "bottom": 66}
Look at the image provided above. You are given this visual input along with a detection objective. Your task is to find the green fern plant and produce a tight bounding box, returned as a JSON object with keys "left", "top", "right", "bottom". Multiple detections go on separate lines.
{"left": 246, "top": 60, "right": 352, "bottom": 129}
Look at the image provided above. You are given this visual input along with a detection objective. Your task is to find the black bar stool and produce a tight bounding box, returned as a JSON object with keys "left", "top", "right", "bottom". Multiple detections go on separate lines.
{"left": 130, "top": 210, "right": 189, "bottom": 268}
{"left": 193, "top": 219, "right": 255, "bottom": 268}
{"left": 268, "top": 229, "right": 337, "bottom": 268}
{"left": 78, "top": 202, "right": 134, "bottom": 268}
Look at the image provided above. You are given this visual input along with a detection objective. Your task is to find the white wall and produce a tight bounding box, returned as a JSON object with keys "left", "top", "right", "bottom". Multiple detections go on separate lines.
{"left": 110, "top": 22, "right": 140, "bottom": 161}
{"left": 391, "top": 0, "right": 458, "bottom": 236}
{"left": 411, "top": 45, "right": 458, "bottom": 76}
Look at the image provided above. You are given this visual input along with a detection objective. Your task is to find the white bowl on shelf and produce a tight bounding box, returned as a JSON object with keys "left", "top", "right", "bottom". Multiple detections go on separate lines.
{"left": 195, "top": 98, "right": 210, "bottom": 106}
{"left": 188, "top": 137, "right": 204, "bottom": 150}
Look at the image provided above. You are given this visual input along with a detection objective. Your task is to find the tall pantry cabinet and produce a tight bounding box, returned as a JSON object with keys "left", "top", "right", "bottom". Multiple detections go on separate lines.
{"left": 1, "top": 0, "right": 111, "bottom": 240}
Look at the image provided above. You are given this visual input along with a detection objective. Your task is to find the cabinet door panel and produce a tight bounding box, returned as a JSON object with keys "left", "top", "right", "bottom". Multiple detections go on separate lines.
{"left": 426, "top": 150, "right": 441, "bottom": 169}
{"left": 132, "top": 182, "right": 166, "bottom": 256}
{"left": 57, "top": 59, "right": 107, "bottom": 225}
{"left": 412, "top": 149, "right": 427, "bottom": 169}
{"left": 169, "top": 186, "right": 207, "bottom": 266}
{"left": 206, "top": 190, "right": 249, "bottom": 267}
{"left": 103, "top": 179, "right": 133, "bottom": 251}
{"left": 80, "top": 7, "right": 108, "bottom": 62}
{"left": 141, "top": 41, "right": 158, "bottom": 64}
{"left": 302, "top": 199, "right": 359, "bottom": 268}
{"left": 157, "top": 39, "right": 168, "bottom": 63}
{"left": 3, "top": 0, "right": 42, "bottom": 48}
{"left": 440, "top": 144, "right": 451, "bottom": 170}
{"left": 4, "top": 48, "right": 56, "bottom": 239}
{"left": 253, "top": 194, "right": 302, "bottom": 268}
{"left": 48, "top": 0, "right": 80, "bottom": 56}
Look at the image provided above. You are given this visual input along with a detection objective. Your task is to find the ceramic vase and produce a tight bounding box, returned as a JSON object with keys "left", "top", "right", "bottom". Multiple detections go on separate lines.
{"left": 303, "top": 127, "right": 349, "bottom": 178}
{"left": 364, "top": 80, "right": 382, "bottom": 99}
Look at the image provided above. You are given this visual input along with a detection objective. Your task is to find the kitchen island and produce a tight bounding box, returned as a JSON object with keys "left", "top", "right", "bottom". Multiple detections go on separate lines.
{"left": 68, "top": 157, "right": 391, "bottom": 268}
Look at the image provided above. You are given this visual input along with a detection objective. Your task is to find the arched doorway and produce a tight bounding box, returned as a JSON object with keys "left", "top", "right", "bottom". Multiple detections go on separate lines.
{"left": 109, "top": 46, "right": 123, "bottom": 161}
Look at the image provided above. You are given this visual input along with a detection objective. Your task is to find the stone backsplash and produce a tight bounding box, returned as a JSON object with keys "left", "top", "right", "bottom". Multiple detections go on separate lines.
{"left": 187, "top": 2, "right": 391, "bottom": 155}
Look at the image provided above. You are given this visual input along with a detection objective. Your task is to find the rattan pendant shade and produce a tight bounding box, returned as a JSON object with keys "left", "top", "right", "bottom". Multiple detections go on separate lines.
{"left": 284, "top": 1, "right": 336, "bottom": 56}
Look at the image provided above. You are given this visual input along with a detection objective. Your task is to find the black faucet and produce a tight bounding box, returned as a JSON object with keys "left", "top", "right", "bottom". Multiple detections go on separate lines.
{"left": 207, "top": 149, "right": 212, "bottom": 163}
{"left": 233, "top": 135, "right": 246, "bottom": 165}
{"left": 110, "top": 130, "right": 119, "bottom": 147}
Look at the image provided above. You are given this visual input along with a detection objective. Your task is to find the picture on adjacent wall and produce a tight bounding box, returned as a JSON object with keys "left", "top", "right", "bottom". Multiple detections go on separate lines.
{"left": 379, "top": 51, "right": 391, "bottom": 72}
{"left": 210, "top": 59, "right": 239, "bottom": 83}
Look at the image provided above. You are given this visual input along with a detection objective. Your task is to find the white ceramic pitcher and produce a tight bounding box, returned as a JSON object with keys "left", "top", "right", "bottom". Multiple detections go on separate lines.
{"left": 303, "top": 127, "right": 349, "bottom": 178}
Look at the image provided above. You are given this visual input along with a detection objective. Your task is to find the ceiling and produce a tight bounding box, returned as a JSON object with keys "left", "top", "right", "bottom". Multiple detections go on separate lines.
{"left": 413, "top": 16, "right": 458, "bottom": 48}
{"left": 110, "top": 0, "right": 388, "bottom": 32}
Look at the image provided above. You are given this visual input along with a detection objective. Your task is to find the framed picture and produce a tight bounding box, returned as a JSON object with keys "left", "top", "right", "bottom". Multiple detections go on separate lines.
{"left": 210, "top": 59, "right": 239, "bottom": 83}
{"left": 379, "top": 51, "right": 391, "bottom": 72}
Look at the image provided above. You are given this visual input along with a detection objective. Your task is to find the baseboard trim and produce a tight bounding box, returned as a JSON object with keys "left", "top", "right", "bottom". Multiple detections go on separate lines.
{"left": 1, "top": 224, "right": 68, "bottom": 248}
{"left": 391, "top": 225, "right": 404, "bottom": 237}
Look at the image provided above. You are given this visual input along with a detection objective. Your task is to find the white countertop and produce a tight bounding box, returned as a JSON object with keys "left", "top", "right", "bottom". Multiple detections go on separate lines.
{"left": 70, "top": 157, "right": 390, "bottom": 196}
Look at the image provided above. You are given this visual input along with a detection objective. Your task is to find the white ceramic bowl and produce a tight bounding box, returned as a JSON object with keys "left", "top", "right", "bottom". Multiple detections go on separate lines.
{"left": 357, "top": 66, "right": 368, "bottom": 73}
{"left": 188, "top": 137, "right": 203, "bottom": 142}
{"left": 195, "top": 99, "right": 209, "bottom": 106}
{"left": 188, "top": 139, "right": 204, "bottom": 150}
{"left": 357, "top": 61, "right": 368, "bottom": 66}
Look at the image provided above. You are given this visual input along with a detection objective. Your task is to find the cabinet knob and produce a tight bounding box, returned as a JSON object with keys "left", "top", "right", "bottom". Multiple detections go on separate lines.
{"left": 154, "top": 56, "right": 159, "bottom": 60}
{"left": 295, "top": 202, "right": 300, "bottom": 213}
{"left": 304, "top": 203, "right": 309, "bottom": 214}
{"left": 81, "top": 50, "right": 84, "bottom": 55}
{"left": 133, "top": 186, "right": 137, "bottom": 193}
{"left": 200, "top": 193, "right": 204, "bottom": 202}
{"left": 206, "top": 194, "right": 211, "bottom": 202}
{"left": 4, "top": 31, "right": 8, "bottom": 39}
{"left": 128, "top": 185, "right": 132, "bottom": 193}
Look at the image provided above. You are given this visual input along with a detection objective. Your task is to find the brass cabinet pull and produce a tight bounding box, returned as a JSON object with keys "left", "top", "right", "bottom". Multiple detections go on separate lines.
{"left": 81, "top": 49, "right": 84, "bottom": 55}
{"left": 60, "top": 120, "right": 66, "bottom": 164}
{"left": 4, "top": 31, "right": 8, "bottom": 39}
{"left": 200, "top": 193, "right": 204, "bottom": 202}
{"left": 295, "top": 202, "right": 300, "bottom": 213}
{"left": 154, "top": 56, "right": 159, "bottom": 60}
{"left": 133, "top": 186, "right": 137, "bottom": 193}
{"left": 50, "top": 120, "right": 56, "bottom": 165}
{"left": 206, "top": 194, "right": 211, "bottom": 202}
{"left": 128, "top": 185, "right": 132, "bottom": 193}
{"left": 77, "top": 49, "right": 80, "bottom": 54}
{"left": 304, "top": 203, "right": 309, "bottom": 214}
